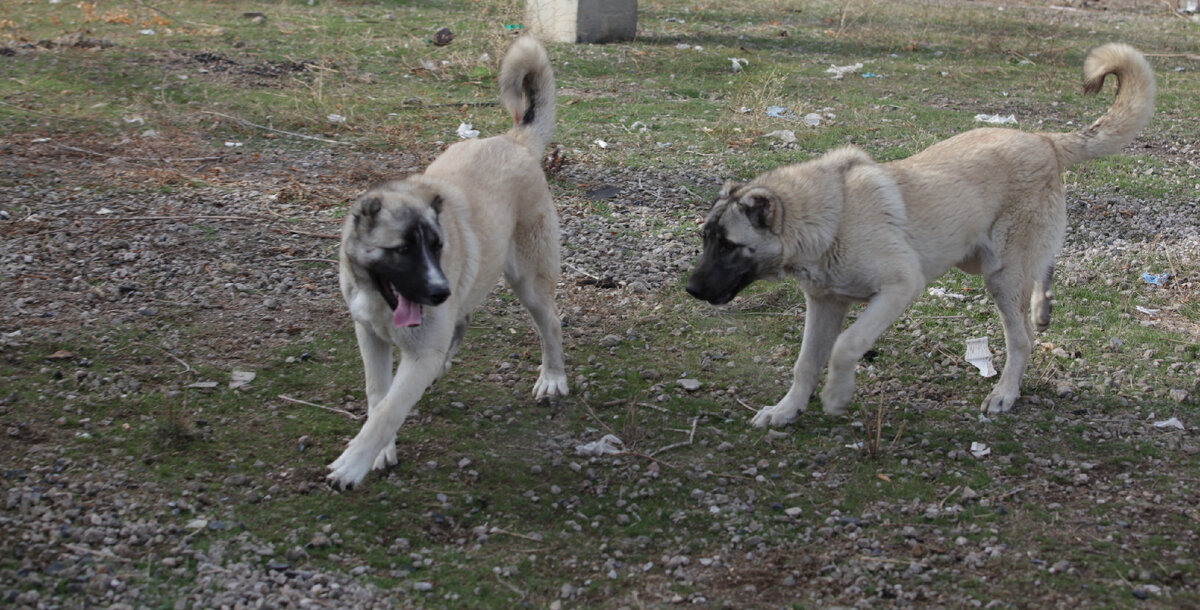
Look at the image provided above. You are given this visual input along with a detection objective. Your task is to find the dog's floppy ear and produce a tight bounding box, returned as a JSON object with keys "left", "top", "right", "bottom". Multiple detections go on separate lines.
{"left": 355, "top": 195, "right": 382, "bottom": 229}
{"left": 738, "top": 186, "right": 782, "bottom": 232}
{"left": 718, "top": 181, "right": 739, "bottom": 199}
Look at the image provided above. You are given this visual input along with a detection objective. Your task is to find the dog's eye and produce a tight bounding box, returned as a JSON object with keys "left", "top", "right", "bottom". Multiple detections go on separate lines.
{"left": 719, "top": 239, "right": 738, "bottom": 253}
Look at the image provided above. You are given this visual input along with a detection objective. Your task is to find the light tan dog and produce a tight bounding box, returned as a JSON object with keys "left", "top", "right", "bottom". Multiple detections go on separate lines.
{"left": 328, "top": 36, "right": 568, "bottom": 488}
{"left": 686, "top": 43, "right": 1155, "bottom": 427}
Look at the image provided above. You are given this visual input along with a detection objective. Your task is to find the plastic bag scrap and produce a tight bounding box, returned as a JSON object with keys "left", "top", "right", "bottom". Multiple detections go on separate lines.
{"left": 1141, "top": 272, "right": 1170, "bottom": 286}
{"left": 1153, "top": 417, "right": 1185, "bottom": 431}
{"left": 575, "top": 434, "right": 624, "bottom": 457}
{"left": 766, "top": 105, "right": 796, "bottom": 119}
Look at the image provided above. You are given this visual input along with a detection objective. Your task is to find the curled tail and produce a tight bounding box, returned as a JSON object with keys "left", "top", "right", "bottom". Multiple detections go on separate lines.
{"left": 498, "top": 36, "right": 556, "bottom": 158}
{"left": 1054, "top": 43, "right": 1155, "bottom": 168}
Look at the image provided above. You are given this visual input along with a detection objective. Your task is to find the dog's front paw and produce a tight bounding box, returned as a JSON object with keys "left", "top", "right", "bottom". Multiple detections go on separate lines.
{"left": 750, "top": 403, "right": 803, "bottom": 428}
{"left": 371, "top": 440, "right": 398, "bottom": 471}
{"left": 532, "top": 369, "right": 569, "bottom": 400}
{"left": 981, "top": 390, "right": 1018, "bottom": 414}
{"left": 326, "top": 442, "right": 374, "bottom": 490}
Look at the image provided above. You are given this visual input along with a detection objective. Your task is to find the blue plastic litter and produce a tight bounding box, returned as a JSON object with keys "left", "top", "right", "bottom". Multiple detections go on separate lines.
{"left": 1142, "top": 272, "right": 1168, "bottom": 286}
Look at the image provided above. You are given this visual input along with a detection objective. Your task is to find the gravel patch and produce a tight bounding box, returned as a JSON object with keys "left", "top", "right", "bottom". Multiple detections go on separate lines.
{"left": 2, "top": 137, "right": 1198, "bottom": 606}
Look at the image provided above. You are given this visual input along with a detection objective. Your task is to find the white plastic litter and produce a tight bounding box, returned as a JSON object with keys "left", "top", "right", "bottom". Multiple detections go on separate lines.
{"left": 456, "top": 122, "right": 479, "bottom": 139}
{"left": 575, "top": 434, "right": 624, "bottom": 457}
{"left": 594, "top": 139, "right": 608, "bottom": 149}
{"left": 803, "top": 113, "right": 822, "bottom": 127}
{"left": 965, "top": 337, "right": 998, "bottom": 378}
{"left": 1135, "top": 305, "right": 1160, "bottom": 316}
{"left": 974, "top": 113, "right": 1017, "bottom": 125}
{"left": 728, "top": 57, "right": 748, "bottom": 73}
{"left": 326, "top": 113, "right": 347, "bottom": 125}
{"left": 826, "top": 62, "right": 864, "bottom": 79}
{"left": 928, "top": 287, "right": 966, "bottom": 300}
{"left": 1153, "top": 417, "right": 1185, "bottom": 430}
{"left": 970, "top": 442, "right": 991, "bottom": 458}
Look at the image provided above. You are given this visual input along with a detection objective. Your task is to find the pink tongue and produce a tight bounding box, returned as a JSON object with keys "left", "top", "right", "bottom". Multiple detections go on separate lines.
{"left": 392, "top": 294, "right": 422, "bottom": 327}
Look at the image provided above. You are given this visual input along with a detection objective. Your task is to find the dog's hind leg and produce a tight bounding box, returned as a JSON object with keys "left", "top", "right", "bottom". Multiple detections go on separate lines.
{"left": 820, "top": 279, "right": 923, "bottom": 415}
{"left": 441, "top": 315, "right": 470, "bottom": 376}
{"left": 505, "top": 219, "right": 569, "bottom": 400}
{"left": 1031, "top": 264, "right": 1054, "bottom": 333}
{"left": 353, "top": 322, "right": 400, "bottom": 471}
{"left": 752, "top": 293, "right": 849, "bottom": 428}
{"left": 981, "top": 265, "right": 1037, "bottom": 414}
{"left": 328, "top": 330, "right": 450, "bottom": 489}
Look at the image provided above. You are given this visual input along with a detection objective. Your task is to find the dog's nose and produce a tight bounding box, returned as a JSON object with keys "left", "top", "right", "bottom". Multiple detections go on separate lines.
{"left": 685, "top": 279, "right": 704, "bottom": 301}
{"left": 428, "top": 285, "right": 450, "bottom": 305}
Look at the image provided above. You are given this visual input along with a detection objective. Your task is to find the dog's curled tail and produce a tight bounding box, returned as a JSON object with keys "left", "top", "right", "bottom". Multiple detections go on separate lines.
{"left": 1055, "top": 43, "right": 1155, "bottom": 168}
{"left": 499, "top": 35, "right": 556, "bottom": 158}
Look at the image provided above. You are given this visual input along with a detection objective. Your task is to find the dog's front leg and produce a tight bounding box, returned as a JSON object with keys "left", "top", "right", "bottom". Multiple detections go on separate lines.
{"left": 327, "top": 347, "right": 444, "bottom": 489}
{"left": 820, "top": 282, "right": 920, "bottom": 415}
{"left": 752, "top": 294, "right": 849, "bottom": 428}
{"left": 353, "top": 322, "right": 399, "bottom": 470}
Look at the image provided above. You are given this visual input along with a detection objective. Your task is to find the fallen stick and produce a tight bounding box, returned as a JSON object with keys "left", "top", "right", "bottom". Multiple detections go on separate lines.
{"left": 277, "top": 394, "right": 362, "bottom": 420}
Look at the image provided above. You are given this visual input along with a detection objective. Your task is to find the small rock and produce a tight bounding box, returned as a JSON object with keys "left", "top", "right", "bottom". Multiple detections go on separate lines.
{"left": 677, "top": 378, "right": 701, "bottom": 391}
{"left": 431, "top": 27, "right": 454, "bottom": 46}
{"left": 599, "top": 334, "right": 622, "bottom": 348}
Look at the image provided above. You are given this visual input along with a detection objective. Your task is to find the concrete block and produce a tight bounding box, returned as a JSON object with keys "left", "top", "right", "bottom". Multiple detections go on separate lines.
{"left": 526, "top": 0, "right": 637, "bottom": 44}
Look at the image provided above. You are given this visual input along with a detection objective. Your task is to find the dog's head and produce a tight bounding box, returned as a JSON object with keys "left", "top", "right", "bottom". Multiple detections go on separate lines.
{"left": 685, "top": 181, "right": 786, "bottom": 305}
{"left": 343, "top": 180, "right": 450, "bottom": 326}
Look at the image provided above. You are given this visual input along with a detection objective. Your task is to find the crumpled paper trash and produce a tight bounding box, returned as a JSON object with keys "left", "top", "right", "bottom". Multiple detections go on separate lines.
{"left": 456, "top": 123, "right": 479, "bottom": 139}
{"left": 965, "top": 337, "right": 998, "bottom": 378}
{"left": 826, "top": 62, "right": 863, "bottom": 79}
{"left": 974, "top": 113, "right": 1017, "bottom": 125}
{"left": 230, "top": 370, "right": 256, "bottom": 390}
{"left": 575, "top": 434, "right": 624, "bottom": 457}
{"left": 763, "top": 129, "right": 796, "bottom": 143}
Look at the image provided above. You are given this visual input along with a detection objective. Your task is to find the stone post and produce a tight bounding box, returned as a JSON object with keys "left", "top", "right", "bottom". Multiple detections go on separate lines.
{"left": 525, "top": 0, "right": 637, "bottom": 44}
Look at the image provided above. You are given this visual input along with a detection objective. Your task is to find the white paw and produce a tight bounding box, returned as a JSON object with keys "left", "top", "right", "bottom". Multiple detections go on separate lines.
{"left": 750, "top": 403, "right": 803, "bottom": 428}
{"left": 371, "top": 440, "right": 397, "bottom": 471}
{"left": 981, "top": 391, "right": 1018, "bottom": 414}
{"left": 326, "top": 441, "right": 374, "bottom": 490}
{"left": 532, "top": 369, "right": 569, "bottom": 400}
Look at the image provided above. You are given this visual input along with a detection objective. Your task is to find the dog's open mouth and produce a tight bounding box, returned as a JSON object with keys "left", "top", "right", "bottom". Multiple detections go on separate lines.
{"left": 373, "top": 274, "right": 422, "bottom": 328}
